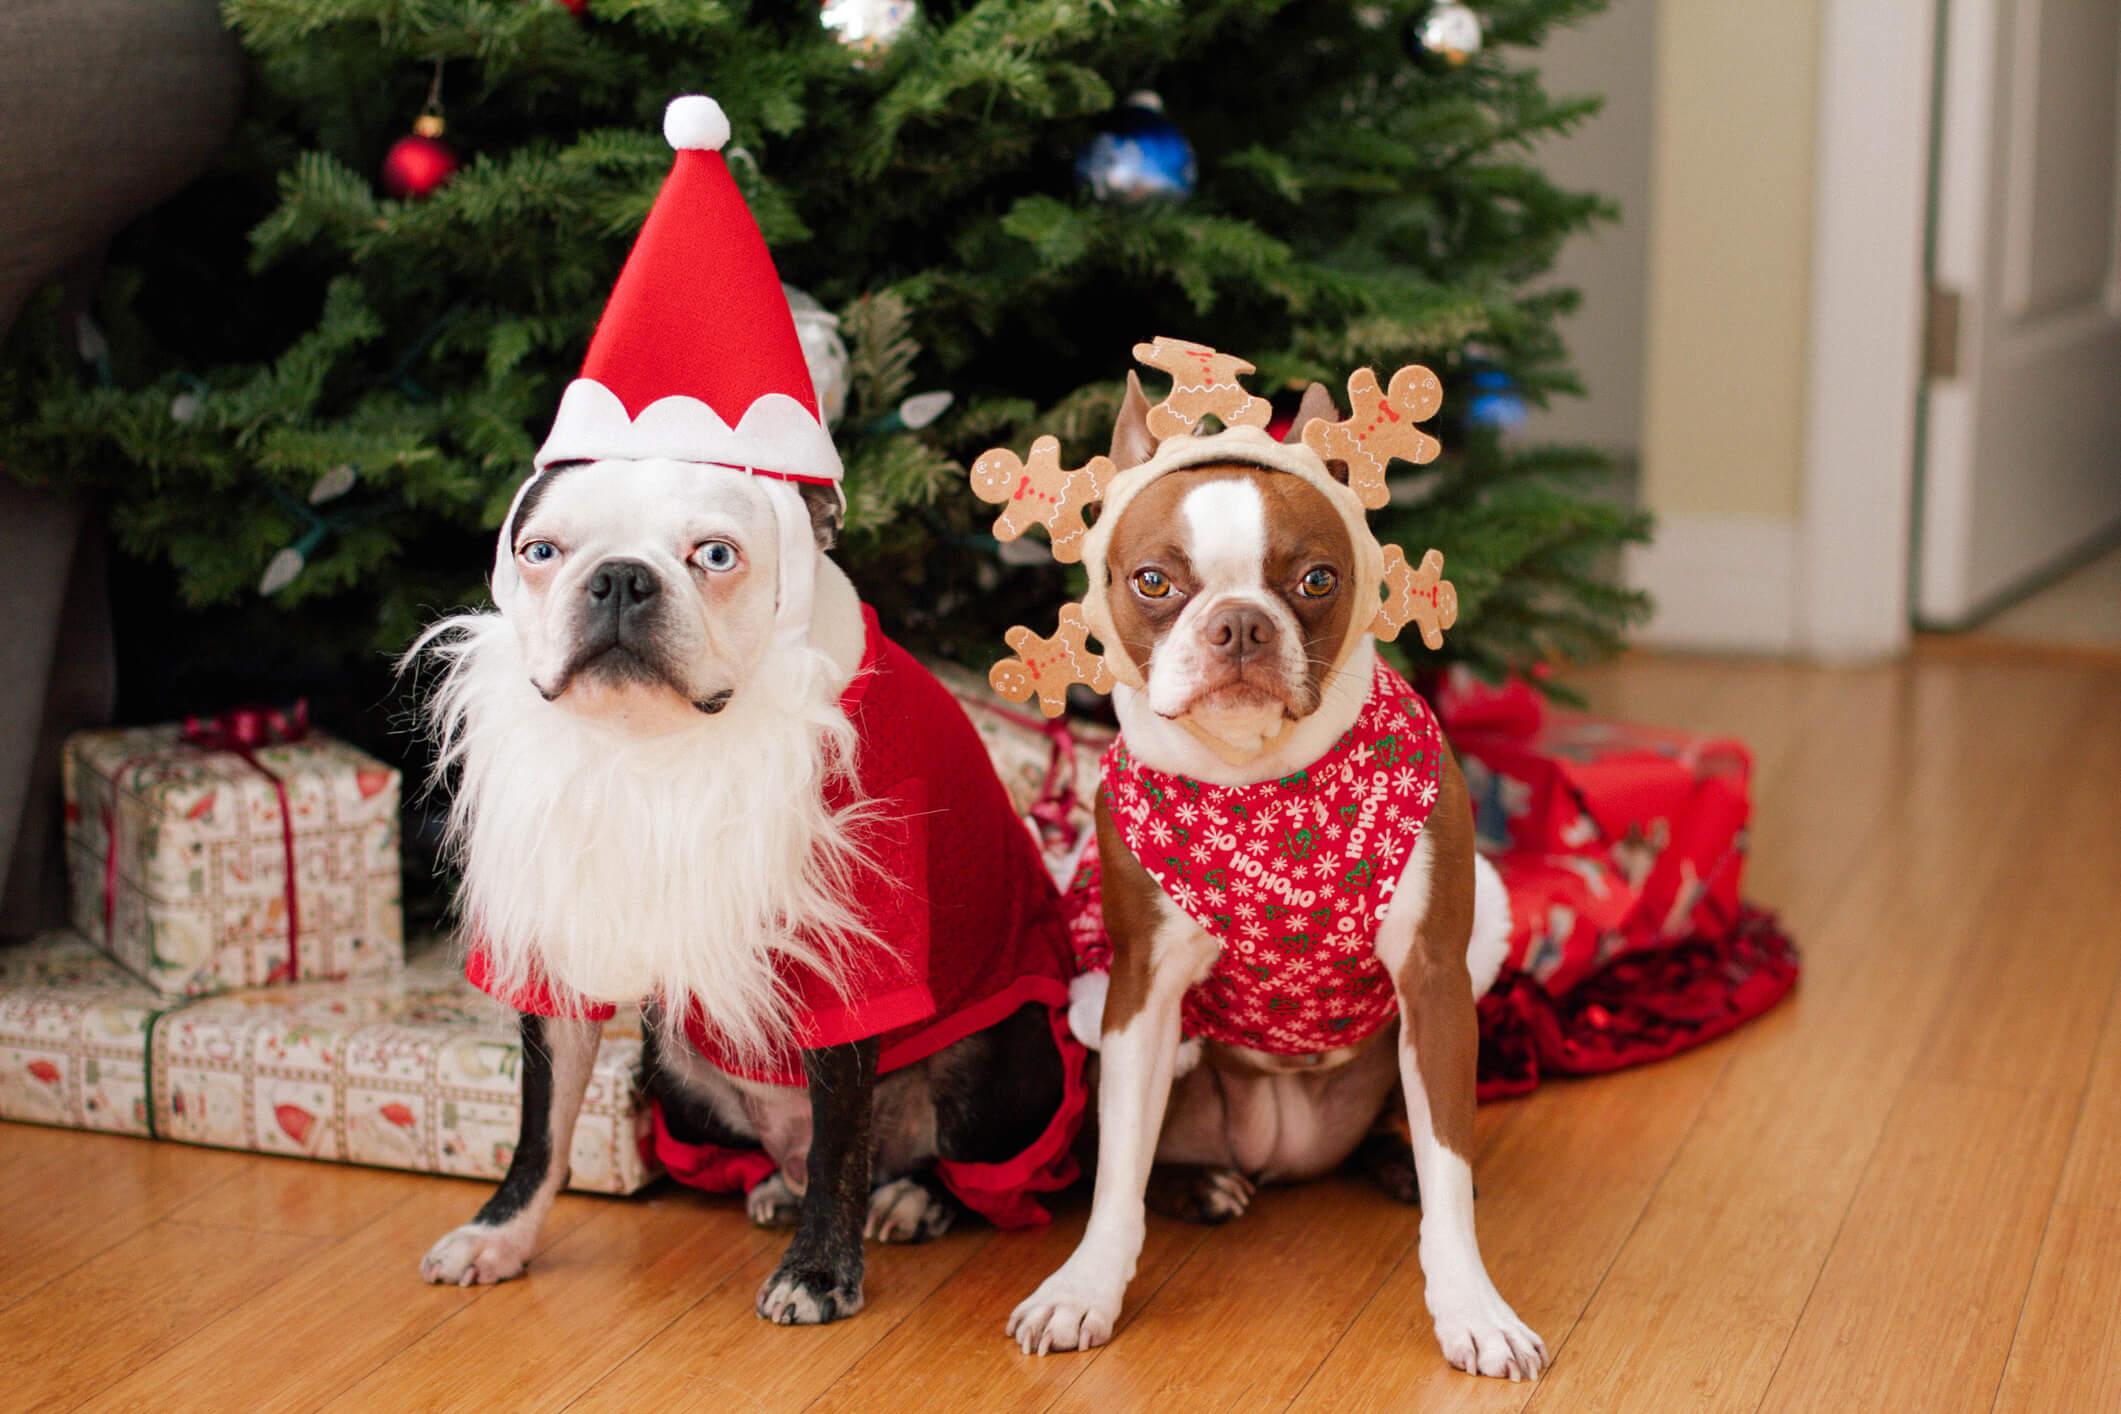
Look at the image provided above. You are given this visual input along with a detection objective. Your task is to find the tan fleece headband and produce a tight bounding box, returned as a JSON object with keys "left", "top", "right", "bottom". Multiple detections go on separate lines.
{"left": 969, "top": 339, "right": 1458, "bottom": 717}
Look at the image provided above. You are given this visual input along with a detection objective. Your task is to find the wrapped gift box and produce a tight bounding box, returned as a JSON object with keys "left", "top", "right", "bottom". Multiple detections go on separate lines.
{"left": 0, "top": 933, "right": 655, "bottom": 1196}
{"left": 0, "top": 932, "right": 163, "bottom": 1136}
{"left": 932, "top": 659, "right": 1111, "bottom": 882}
{"left": 1448, "top": 691, "right": 1750, "bottom": 950}
{"left": 150, "top": 948, "right": 653, "bottom": 1195}
{"left": 1491, "top": 849, "right": 1639, "bottom": 999}
{"left": 63, "top": 714, "right": 404, "bottom": 995}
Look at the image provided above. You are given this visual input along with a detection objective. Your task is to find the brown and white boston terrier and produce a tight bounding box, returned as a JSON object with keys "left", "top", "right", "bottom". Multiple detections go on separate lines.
{"left": 1001, "top": 376, "right": 1545, "bottom": 1379}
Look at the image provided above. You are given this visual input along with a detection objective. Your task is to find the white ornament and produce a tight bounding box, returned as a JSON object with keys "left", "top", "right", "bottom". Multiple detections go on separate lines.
{"left": 309, "top": 464, "right": 357, "bottom": 504}
{"left": 73, "top": 314, "right": 110, "bottom": 365}
{"left": 1419, "top": 2, "right": 1484, "bottom": 65}
{"left": 258, "top": 546, "right": 305, "bottom": 596}
{"left": 898, "top": 390, "right": 953, "bottom": 429}
{"left": 820, "top": 0, "right": 918, "bottom": 56}
{"left": 783, "top": 284, "right": 851, "bottom": 428}
{"left": 169, "top": 391, "right": 204, "bottom": 423}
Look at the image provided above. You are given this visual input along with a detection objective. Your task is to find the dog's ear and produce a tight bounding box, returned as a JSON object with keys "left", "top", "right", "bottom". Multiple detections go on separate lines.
{"left": 1286, "top": 381, "right": 1352, "bottom": 486}
{"left": 1283, "top": 382, "right": 1337, "bottom": 445}
{"left": 797, "top": 481, "right": 843, "bottom": 552}
{"left": 1110, "top": 371, "right": 1157, "bottom": 470}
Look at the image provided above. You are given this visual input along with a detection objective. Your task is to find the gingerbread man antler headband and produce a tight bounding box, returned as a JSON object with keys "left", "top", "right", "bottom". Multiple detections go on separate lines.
{"left": 968, "top": 339, "right": 1459, "bottom": 717}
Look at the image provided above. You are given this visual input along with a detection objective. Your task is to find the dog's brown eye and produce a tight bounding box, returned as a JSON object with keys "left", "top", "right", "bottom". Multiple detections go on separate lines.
{"left": 1299, "top": 566, "right": 1338, "bottom": 598}
{"left": 1133, "top": 568, "right": 1173, "bottom": 600}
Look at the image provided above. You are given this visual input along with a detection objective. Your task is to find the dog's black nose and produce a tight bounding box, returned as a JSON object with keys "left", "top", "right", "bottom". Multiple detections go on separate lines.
{"left": 586, "top": 558, "right": 660, "bottom": 611}
{"left": 1203, "top": 603, "right": 1276, "bottom": 661}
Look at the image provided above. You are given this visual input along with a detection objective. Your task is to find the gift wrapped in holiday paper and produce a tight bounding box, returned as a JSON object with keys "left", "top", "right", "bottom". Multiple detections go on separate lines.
{"left": 0, "top": 931, "right": 654, "bottom": 1195}
{"left": 1440, "top": 672, "right": 1751, "bottom": 949}
{"left": 62, "top": 706, "right": 403, "bottom": 996}
{"left": 148, "top": 946, "right": 655, "bottom": 1195}
{"left": 0, "top": 932, "right": 165, "bottom": 1136}
{"left": 931, "top": 658, "right": 1112, "bottom": 883}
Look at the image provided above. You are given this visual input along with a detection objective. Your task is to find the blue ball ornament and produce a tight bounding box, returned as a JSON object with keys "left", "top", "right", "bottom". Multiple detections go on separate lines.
{"left": 1076, "top": 91, "right": 1197, "bottom": 204}
{"left": 1465, "top": 368, "right": 1526, "bottom": 430}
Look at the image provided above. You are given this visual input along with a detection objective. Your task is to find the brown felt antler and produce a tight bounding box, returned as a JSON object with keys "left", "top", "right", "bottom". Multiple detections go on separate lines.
{"left": 1302, "top": 365, "right": 1443, "bottom": 509}
{"left": 1371, "top": 545, "right": 1458, "bottom": 650}
{"left": 989, "top": 604, "right": 1115, "bottom": 718}
{"left": 968, "top": 435, "right": 1117, "bottom": 564}
{"left": 1131, "top": 336, "right": 1272, "bottom": 441}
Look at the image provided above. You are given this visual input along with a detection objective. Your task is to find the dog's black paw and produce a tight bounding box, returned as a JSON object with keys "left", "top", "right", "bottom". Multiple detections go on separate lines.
{"left": 1352, "top": 1130, "right": 1423, "bottom": 1206}
{"left": 756, "top": 1258, "right": 864, "bottom": 1325}
{"left": 1145, "top": 1163, "right": 1255, "bottom": 1224}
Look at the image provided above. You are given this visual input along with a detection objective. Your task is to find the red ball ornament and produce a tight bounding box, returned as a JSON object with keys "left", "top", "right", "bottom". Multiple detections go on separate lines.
{"left": 381, "top": 115, "right": 458, "bottom": 200}
{"left": 555, "top": 0, "right": 588, "bottom": 13}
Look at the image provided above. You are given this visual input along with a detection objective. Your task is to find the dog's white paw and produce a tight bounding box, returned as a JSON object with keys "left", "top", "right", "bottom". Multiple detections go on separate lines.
{"left": 755, "top": 1263, "right": 864, "bottom": 1325}
{"left": 1007, "top": 1267, "right": 1121, "bottom": 1355}
{"left": 419, "top": 1222, "right": 534, "bottom": 1287}
{"left": 1431, "top": 1292, "right": 1547, "bottom": 1381}
{"left": 746, "top": 1172, "right": 802, "bottom": 1229}
{"left": 864, "top": 1176, "right": 955, "bottom": 1243}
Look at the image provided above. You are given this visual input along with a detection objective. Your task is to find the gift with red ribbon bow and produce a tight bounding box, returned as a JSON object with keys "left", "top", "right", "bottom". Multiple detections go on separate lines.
{"left": 61, "top": 706, "right": 403, "bottom": 996}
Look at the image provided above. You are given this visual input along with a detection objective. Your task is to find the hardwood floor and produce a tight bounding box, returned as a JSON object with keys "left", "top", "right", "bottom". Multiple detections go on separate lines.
{"left": 5, "top": 641, "right": 2118, "bottom": 1412}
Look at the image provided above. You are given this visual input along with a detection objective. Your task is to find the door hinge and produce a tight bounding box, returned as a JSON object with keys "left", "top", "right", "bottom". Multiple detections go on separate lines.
{"left": 1924, "top": 285, "right": 1963, "bottom": 380}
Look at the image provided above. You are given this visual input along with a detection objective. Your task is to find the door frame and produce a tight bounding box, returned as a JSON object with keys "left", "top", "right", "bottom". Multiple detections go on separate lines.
{"left": 1794, "top": 0, "right": 1942, "bottom": 661}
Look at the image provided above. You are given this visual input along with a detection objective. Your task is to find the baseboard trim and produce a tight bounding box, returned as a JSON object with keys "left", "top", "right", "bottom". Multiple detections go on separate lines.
{"left": 1625, "top": 514, "right": 1799, "bottom": 653}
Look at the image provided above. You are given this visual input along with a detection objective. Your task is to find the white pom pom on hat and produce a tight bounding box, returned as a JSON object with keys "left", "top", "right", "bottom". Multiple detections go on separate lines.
{"left": 662, "top": 95, "right": 730, "bottom": 153}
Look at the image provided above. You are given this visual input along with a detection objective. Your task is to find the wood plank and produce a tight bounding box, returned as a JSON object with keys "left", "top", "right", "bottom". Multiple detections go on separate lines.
{"left": 166, "top": 1154, "right": 438, "bottom": 1237}
{"left": 0, "top": 1127, "right": 252, "bottom": 1311}
{"left": 78, "top": 1181, "right": 499, "bottom": 1414}
{"left": 571, "top": 1220, "right": 996, "bottom": 1411}
{"left": 808, "top": 1197, "right": 1211, "bottom": 1414}
{"left": 1994, "top": 1201, "right": 2121, "bottom": 1413}
{"left": 1042, "top": 1177, "right": 1418, "bottom": 1413}
{"left": 1762, "top": 663, "right": 2121, "bottom": 1410}
{"left": 1289, "top": 1041, "right": 1732, "bottom": 1414}
{"left": 1760, "top": 1082, "right": 2077, "bottom": 1413}
{"left": 0, "top": 1218, "right": 324, "bottom": 1411}
{"left": 75, "top": 1177, "right": 614, "bottom": 1413}
{"left": 1519, "top": 665, "right": 2100, "bottom": 1413}
{"left": 1994, "top": 886, "right": 2121, "bottom": 1407}
{"left": 324, "top": 1190, "right": 767, "bottom": 1412}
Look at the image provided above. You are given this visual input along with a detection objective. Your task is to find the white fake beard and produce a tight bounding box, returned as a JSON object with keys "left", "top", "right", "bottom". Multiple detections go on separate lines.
{"left": 408, "top": 612, "right": 877, "bottom": 1068}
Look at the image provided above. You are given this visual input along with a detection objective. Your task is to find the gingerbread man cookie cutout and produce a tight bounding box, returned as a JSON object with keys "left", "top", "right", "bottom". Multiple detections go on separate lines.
{"left": 989, "top": 604, "right": 1114, "bottom": 717}
{"left": 1371, "top": 545, "right": 1458, "bottom": 650}
{"left": 1132, "top": 337, "right": 1272, "bottom": 441}
{"left": 969, "top": 435, "right": 1116, "bottom": 564}
{"left": 1303, "top": 364, "right": 1443, "bottom": 509}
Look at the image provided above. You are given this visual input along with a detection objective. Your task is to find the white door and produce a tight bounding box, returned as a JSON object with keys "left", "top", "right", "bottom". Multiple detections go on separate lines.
{"left": 1917, "top": 0, "right": 2121, "bottom": 627}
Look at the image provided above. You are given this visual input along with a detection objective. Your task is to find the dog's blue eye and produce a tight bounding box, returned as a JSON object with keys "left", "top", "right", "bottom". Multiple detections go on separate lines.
{"left": 519, "top": 541, "right": 559, "bottom": 566}
{"left": 696, "top": 540, "right": 739, "bottom": 573}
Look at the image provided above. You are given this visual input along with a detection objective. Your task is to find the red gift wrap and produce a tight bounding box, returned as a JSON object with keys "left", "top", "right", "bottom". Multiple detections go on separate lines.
{"left": 1431, "top": 668, "right": 1794, "bottom": 1098}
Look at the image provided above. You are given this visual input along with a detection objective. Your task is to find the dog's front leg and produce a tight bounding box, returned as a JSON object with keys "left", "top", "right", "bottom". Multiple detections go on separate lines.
{"left": 1010, "top": 819, "right": 1201, "bottom": 1352}
{"left": 756, "top": 1036, "right": 877, "bottom": 1325}
{"left": 1387, "top": 768, "right": 1546, "bottom": 1380}
{"left": 420, "top": 1011, "right": 601, "bottom": 1285}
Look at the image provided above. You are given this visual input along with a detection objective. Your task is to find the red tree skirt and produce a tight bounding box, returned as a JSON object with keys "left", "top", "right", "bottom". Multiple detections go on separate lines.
{"left": 1475, "top": 906, "right": 1798, "bottom": 1101}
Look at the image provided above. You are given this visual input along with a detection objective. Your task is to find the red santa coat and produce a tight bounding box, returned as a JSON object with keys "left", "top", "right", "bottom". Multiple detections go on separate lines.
{"left": 469, "top": 607, "right": 1088, "bottom": 1227}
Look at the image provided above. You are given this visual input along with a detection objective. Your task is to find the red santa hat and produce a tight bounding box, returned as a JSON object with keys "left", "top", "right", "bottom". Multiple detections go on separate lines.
{"left": 535, "top": 95, "right": 841, "bottom": 481}
{"left": 496, "top": 96, "right": 837, "bottom": 647}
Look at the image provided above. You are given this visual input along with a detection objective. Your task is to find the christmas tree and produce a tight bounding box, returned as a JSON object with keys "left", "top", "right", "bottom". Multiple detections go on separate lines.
{"left": 1, "top": 0, "right": 1645, "bottom": 707}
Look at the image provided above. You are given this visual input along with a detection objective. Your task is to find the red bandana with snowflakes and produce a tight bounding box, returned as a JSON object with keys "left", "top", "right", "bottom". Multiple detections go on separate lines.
{"left": 1099, "top": 661, "right": 1445, "bottom": 1054}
